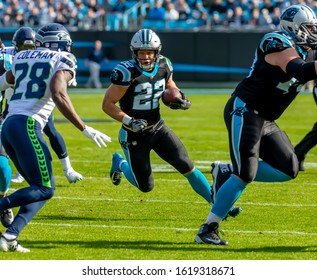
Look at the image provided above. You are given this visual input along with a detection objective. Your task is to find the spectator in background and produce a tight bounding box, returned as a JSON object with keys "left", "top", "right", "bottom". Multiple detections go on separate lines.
{"left": 248, "top": 7, "right": 261, "bottom": 27}
{"left": 27, "top": 6, "right": 40, "bottom": 27}
{"left": 85, "top": 40, "right": 109, "bottom": 89}
{"left": 230, "top": 6, "right": 249, "bottom": 28}
{"left": 191, "top": 2, "right": 209, "bottom": 23}
{"left": 95, "top": 5, "right": 107, "bottom": 30}
{"left": 15, "top": 8, "right": 25, "bottom": 27}
{"left": 271, "top": 6, "right": 281, "bottom": 28}
{"left": 148, "top": 0, "right": 165, "bottom": 20}
{"left": 207, "top": 0, "right": 226, "bottom": 17}
{"left": 81, "top": 7, "right": 97, "bottom": 30}
{"left": 174, "top": 0, "right": 191, "bottom": 20}
{"left": 209, "top": 11, "right": 223, "bottom": 28}
{"left": 164, "top": 2, "right": 179, "bottom": 21}
{"left": 259, "top": 0, "right": 275, "bottom": 13}
{"left": 223, "top": 8, "right": 235, "bottom": 27}
{"left": 112, "top": 0, "right": 128, "bottom": 13}
{"left": 224, "top": 0, "right": 237, "bottom": 12}
{"left": 39, "top": 6, "right": 56, "bottom": 25}
{"left": 258, "top": 8, "right": 274, "bottom": 29}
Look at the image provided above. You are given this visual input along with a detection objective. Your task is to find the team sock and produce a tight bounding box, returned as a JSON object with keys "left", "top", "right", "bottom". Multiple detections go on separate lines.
{"left": 212, "top": 175, "right": 247, "bottom": 219}
{"left": 185, "top": 167, "right": 212, "bottom": 204}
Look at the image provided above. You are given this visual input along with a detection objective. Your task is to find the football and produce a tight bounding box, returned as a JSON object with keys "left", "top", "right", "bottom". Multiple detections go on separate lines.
{"left": 161, "top": 87, "right": 182, "bottom": 106}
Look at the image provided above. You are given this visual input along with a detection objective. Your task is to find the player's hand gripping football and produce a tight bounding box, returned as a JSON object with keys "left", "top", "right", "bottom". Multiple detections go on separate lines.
{"left": 83, "top": 125, "right": 112, "bottom": 148}
{"left": 128, "top": 118, "right": 148, "bottom": 133}
{"left": 169, "top": 90, "right": 191, "bottom": 110}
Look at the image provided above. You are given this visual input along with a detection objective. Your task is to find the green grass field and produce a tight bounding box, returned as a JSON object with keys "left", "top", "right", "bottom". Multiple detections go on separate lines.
{"left": 1, "top": 88, "right": 317, "bottom": 261}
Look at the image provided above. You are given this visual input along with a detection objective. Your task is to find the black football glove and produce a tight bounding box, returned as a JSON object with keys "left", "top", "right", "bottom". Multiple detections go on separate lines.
{"left": 128, "top": 118, "right": 148, "bottom": 133}
{"left": 169, "top": 90, "right": 191, "bottom": 110}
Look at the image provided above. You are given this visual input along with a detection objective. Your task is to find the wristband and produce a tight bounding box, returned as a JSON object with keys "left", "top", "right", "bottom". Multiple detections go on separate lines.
{"left": 122, "top": 114, "right": 132, "bottom": 126}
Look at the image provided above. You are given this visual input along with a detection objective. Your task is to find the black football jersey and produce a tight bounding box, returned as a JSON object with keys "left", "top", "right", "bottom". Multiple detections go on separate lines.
{"left": 110, "top": 56, "right": 173, "bottom": 125}
{"left": 233, "top": 31, "right": 309, "bottom": 120}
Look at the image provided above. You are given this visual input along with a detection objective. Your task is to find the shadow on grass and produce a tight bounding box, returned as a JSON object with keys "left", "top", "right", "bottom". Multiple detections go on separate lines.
{"left": 36, "top": 214, "right": 194, "bottom": 222}
{"left": 25, "top": 239, "right": 317, "bottom": 255}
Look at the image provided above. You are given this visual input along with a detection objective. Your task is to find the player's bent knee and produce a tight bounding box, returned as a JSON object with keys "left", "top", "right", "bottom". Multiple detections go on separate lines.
{"left": 39, "top": 185, "right": 55, "bottom": 200}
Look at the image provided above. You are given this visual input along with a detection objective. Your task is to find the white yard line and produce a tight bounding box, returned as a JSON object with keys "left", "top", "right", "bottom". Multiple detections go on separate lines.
{"left": 29, "top": 222, "right": 317, "bottom": 236}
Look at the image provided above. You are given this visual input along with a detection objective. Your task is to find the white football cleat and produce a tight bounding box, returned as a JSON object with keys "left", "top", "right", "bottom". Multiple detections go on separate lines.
{"left": 11, "top": 173, "right": 25, "bottom": 183}
{"left": 64, "top": 169, "right": 83, "bottom": 183}
{"left": 0, "top": 235, "right": 30, "bottom": 252}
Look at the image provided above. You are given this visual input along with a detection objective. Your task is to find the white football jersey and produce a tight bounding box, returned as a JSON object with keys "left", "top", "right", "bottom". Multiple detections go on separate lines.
{"left": 5, "top": 48, "right": 77, "bottom": 129}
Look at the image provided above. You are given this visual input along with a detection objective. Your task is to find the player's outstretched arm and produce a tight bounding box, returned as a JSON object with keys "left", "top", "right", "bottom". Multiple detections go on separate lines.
{"left": 51, "top": 70, "right": 111, "bottom": 147}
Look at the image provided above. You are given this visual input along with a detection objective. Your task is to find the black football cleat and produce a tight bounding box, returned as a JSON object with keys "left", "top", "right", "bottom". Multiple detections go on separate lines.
{"left": 194, "top": 222, "right": 228, "bottom": 245}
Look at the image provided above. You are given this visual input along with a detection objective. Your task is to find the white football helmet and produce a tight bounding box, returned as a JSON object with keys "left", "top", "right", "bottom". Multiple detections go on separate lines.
{"left": 130, "top": 29, "right": 162, "bottom": 71}
{"left": 280, "top": 4, "right": 317, "bottom": 48}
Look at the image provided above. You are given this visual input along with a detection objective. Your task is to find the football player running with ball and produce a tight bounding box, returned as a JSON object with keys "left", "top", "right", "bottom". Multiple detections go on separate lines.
{"left": 102, "top": 29, "right": 241, "bottom": 222}
{"left": 195, "top": 4, "right": 317, "bottom": 246}
{"left": 0, "top": 23, "right": 111, "bottom": 252}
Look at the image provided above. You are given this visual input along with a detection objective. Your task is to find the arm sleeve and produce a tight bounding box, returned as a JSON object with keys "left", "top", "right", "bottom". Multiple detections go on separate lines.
{"left": 286, "top": 58, "right": 317, "bottom": 83}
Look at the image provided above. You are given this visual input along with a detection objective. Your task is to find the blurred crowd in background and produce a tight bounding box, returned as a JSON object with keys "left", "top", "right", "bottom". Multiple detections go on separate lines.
{"left": 0, "top": 0, "right": 316, "bottom": 31}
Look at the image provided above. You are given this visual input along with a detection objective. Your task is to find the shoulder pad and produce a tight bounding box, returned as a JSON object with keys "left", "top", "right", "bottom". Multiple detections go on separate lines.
{"left": 159, "top": 55, "right": 173, "bottom": 72}
{"left": 260, "top": 32, "right": 294, "bottom": 54}
{"left": 60, "top": 52, "right": 77, "bottom": 69}
{"left": 110, "top": 61, "right": 133, "bottom": 86}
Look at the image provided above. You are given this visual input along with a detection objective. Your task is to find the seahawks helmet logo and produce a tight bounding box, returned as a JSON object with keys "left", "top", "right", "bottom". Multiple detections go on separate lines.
{"left": 57, "top": 32, "right": 70, "bottom": 41}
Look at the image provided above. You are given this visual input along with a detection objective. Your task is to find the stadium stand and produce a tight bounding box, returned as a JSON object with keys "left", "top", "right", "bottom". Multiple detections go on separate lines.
{"left": 0, "top": 0, "right": 316, "bottom": 32}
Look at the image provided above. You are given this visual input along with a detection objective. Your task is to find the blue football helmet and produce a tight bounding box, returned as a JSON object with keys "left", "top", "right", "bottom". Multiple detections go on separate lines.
{"left": 35, "top": 23, "right": 72, "bottom": 52}
{"left": 12, "top": 27, "right": 36, "bottom": 53}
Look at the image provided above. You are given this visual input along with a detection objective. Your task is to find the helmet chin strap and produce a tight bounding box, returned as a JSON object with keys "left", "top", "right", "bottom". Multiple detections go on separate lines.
{"left": 137, "top": 58, "right": 155, "bottom": 71}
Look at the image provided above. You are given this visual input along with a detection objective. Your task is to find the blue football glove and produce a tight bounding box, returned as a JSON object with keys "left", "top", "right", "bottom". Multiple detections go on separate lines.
{"left": 169, "top": 91, "right": 191, "bottom": 110}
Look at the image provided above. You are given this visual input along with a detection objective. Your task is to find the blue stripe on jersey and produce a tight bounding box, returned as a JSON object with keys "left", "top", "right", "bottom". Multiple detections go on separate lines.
{"left": 116, "top": 64, "right": 131, "bottom": 83}
{"left": 231, "top": 97, "right": 247, "bottom": 174}
{"left": 259, "top": 32, "right": 293, "bottom": 52}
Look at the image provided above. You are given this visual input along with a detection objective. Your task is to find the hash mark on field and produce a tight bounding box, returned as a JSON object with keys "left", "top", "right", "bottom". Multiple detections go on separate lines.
{"left": 29, "top": 222, "right": 317, "bottom": 236}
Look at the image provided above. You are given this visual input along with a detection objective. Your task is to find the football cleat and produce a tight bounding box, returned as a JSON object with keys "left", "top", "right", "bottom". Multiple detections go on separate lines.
{"left": 0, "top": 235, "right": 30, "bottom": 252}
{"left": 11, "top": 173, "right": 25, "bottom": 183}
{"left": 211, "top": 161, "right": 233, "bottom": 204}
{"left": 64, "top": 169, "right": 83, "bottom": 183}
{"left": 194, "top": 222, "right": 228, "bottom": 245}
{"left": 0, "top": 209, "right": 14, "bottom": 228}
{"left": 225, "top": 206, "right": 242, "bottom": 219}
{"left": 110, "top": 152, "right": 126, "bottom": 186}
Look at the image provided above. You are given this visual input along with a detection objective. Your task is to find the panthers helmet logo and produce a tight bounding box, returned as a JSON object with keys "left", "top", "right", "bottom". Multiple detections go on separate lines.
{"left": 281, "top": 7, "right": 299, "bottom": 22}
